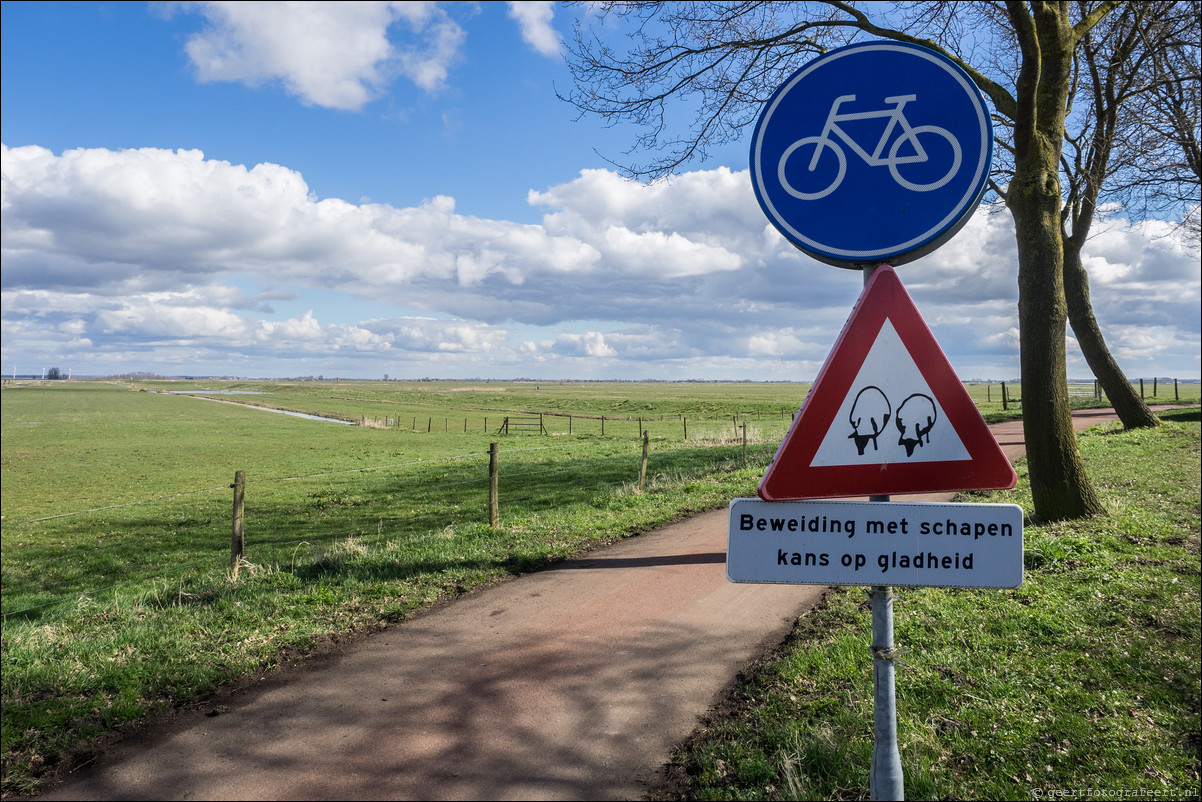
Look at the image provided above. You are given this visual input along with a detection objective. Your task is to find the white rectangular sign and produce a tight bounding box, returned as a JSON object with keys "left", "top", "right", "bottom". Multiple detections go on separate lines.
{"left": 727, "top": 498, "right": 1023, "bottom": 589}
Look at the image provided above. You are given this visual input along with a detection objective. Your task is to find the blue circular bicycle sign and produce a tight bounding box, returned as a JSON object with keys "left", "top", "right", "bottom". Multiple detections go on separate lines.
{"left": 750, "top": 41, "right": 993, "bottom": 268}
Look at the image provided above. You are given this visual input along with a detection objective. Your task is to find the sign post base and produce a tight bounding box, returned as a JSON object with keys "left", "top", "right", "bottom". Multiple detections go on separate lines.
{"left": 870, "top": 584, "right": 904, "bottom": 801}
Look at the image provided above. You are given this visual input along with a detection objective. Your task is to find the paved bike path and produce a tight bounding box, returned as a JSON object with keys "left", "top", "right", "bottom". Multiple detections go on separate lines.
{"left": 38, "top": 408, "right": 1138, "bottom": 801}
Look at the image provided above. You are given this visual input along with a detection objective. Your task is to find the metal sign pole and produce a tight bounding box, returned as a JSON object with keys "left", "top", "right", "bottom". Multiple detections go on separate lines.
{"left": 864, "top": 263, "right": 903, "bottom": 801}
{"left": 869, "top": 577, "right": 903, "bottom": 800}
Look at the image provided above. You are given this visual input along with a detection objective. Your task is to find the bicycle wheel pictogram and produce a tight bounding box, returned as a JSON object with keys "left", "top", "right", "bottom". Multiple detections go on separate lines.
{"left": 778, "top": 136, "right": 847, "bottom": 200}
{"left": 888, "top": 125, "right": 962, "bottom": 192}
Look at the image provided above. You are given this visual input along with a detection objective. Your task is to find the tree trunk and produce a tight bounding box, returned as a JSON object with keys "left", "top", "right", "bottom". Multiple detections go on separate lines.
{"left": 1063, "top": 244, "right": 1161, "bottom": 429}
{"left": 1006, "top": 2, "right": 1106, "bottom": 522}
{"left": 1011, "top": 204, "right": 1104, "bottom": 520}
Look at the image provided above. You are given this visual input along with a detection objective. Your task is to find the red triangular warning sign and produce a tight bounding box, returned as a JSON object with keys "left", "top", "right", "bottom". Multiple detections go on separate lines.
{"left": 759, "top": 265, "right": 1016, "bottom": 500}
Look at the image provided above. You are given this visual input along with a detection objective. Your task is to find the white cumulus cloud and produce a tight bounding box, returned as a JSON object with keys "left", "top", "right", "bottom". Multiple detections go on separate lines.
{"left": 3, "top": 143, "right": 1199, "bottom": 379}
{"left": 553, "top": 331, "right": 617, "bottom": 358}
{"left": 505, "top": 1, "right": 561, "bottom": 57}
{"left": 170, "top": 1, "right": 466, "bottom": 109}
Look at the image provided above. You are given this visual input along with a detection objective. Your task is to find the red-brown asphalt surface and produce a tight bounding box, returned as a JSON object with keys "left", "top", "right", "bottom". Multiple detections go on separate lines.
{"left": 37, "top": 408, "right": 1157, "bottom": 801}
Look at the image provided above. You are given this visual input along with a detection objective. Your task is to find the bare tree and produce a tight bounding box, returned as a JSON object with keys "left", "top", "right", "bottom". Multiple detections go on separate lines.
{"left": 563, "top": 0, "right": 1191, "bottom": 520}
{"left": 1107, "top": 0, "right": 1201, "bottom": 240}
{"left": 1051, "top": 2, "right": 1198, "bottom": 431}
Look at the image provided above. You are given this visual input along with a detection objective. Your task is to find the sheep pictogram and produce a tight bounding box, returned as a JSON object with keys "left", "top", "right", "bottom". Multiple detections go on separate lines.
{"left": 895, "top": 393, "right": 937, "bottom": 457}
{"left": 847, "top": 386, "right": 891, "bottom": 456}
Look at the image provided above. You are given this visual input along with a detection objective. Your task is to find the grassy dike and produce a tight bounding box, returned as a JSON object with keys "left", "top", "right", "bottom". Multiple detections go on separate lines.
{"left": 658, "top": 407, "right": 1201, "bottom": 801}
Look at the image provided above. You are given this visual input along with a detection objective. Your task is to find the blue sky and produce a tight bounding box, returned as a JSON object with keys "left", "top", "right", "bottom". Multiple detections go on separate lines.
{"left": 2, "top": 1, "right": 1198, "bottom": 381}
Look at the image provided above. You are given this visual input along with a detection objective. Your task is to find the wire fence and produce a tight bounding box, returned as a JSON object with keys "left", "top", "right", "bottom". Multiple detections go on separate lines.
{"left": 1, "top": 423, "right": 783, "bottom": 623}
{"left": 198, "top": 378, "right": 1197, "bottom": 430}
{"left": 5, "top": 378, "right": 1196, "bottom": 623}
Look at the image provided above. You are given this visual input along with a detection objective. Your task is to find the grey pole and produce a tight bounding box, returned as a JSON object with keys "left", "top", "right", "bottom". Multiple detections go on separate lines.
{"left": 864, "top": 263, "right": 903, "bottom": 800}
{"left": 869, "top": 580, "right": 903, "bottom": 800}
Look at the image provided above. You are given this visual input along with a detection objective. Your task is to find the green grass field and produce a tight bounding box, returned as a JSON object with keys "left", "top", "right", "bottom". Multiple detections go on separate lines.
{"left": 2, "top": 379, "right": 803, "bottom": 793}
{"left": 2, "top": 378, "right": 1199, "bottom": 796}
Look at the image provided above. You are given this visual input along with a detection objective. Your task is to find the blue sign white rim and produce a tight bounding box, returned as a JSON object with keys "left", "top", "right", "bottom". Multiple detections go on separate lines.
{"left": 750, "top": 41, "right": 993, "bottom": 267}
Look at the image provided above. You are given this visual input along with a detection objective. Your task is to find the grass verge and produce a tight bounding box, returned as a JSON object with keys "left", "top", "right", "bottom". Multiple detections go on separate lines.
{"left": 657, "top": 407, "right": 1201, "bottom": 801}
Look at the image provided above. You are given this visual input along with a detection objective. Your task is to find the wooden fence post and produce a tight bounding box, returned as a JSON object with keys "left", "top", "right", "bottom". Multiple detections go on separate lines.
{"left": 742, "top": 423, "right": 747, "bottom": 465}
{"left": 230, "top": 470, "right": 245, "bottom": 579}
{"left": 638, "top": 431, "right": 649, "bottom": 493}
{"left": 683, "top": 417, "right": 688, "bottom": 440}
{"left": 1002, "top": 382, "right": 1008, "bottom": 411}
{"left": 1175, "top": 379, "right": 1179, "bottom": 401}
{"left": 488, "top": 443, "right": 499, "bottom": 529}
{"left": 601, "top": 415, "right": 605, "bottom": 436}
{"left": 1140, "top": 378, "right": 1145, "bottom": 398}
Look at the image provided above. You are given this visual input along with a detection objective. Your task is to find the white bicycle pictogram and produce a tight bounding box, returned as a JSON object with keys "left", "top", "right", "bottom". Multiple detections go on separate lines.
{"left": 777, "top": 94, "right": 962, "bottom": 200}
